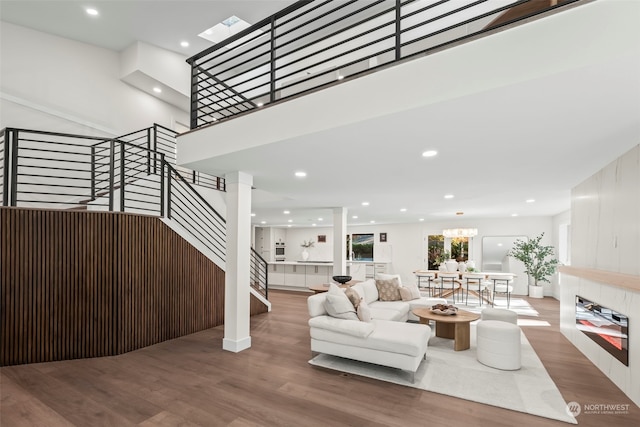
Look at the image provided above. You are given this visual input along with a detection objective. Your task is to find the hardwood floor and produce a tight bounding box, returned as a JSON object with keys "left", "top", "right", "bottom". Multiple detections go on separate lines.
{"left": 1, "top": 290, "right": 638, "bottom": 426}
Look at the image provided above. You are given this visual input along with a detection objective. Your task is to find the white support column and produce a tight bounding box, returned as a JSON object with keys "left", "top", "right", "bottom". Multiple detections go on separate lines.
{"left": 333, "top": 207, "right": 348, "bottom": 276}
{"left": 223, "top": 171, "right": 253, "bottom": 353}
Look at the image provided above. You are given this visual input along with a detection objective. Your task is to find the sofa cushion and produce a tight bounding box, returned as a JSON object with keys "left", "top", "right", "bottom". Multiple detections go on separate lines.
{"left": 310, "top": 319, "right": 429, "bottom": 357}
{"left": 369, "top": 300, "right": 410, "bottom": 321}
{"left": 357, "top": 299, "right": 372, "bottom": 322}
{"left": 376, "top": 277, "right": 402, "bottom": 301}
{"left": 359, "top": 279, "right": 379, "bottom": 305}
{"left": 399, "top": 283, "right": 421, "bottom": 301}
{"left": 324, "top": 284, "right": 358, "bottom": 320}
{"left": 308, "top": 292, "right": 328, "bottom": 317}
{"left": 344, "top": 287, "right": 361, "bottom": 308}
{"left": 309, "top": 316, "right": 374, "bottom": 338}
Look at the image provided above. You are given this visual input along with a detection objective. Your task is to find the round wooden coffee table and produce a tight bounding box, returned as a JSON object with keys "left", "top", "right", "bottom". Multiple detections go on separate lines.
{"left": 412, "top": 307, "right": 480, "bottom": 351}
{"left": 308, "top": 281, "right": 357, "bottom": 294}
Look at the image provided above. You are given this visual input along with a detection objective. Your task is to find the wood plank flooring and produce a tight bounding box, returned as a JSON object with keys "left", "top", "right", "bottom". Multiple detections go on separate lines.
{"left": 1, "top": 290, "right": 639, "bottom": 426}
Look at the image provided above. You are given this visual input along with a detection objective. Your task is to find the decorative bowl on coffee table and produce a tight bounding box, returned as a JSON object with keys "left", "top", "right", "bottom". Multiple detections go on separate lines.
{"left": 332, "top": 275, "right": 352, "bottom": 285}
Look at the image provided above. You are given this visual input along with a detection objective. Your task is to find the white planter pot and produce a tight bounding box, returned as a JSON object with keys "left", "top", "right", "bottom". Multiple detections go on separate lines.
{"left": 528, "top": 285, "right": 544, "bottom": 298}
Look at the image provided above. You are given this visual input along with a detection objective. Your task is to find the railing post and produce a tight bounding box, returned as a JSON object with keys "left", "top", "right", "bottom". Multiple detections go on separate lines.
{"left": 90, "top": 145, "right": 96, "bottom": 200}
{"left": 119, "top": 141, "right": 125, "bottom": 212}
{"left": 166, "top": 166, "right": 172, "bottom": 219}
{"left": 160, "top": 154, "right": 165, "bottom": 217}
{"left": 147, "top": 127, "right": 152, "bottom": 175}
{"left": 189, "top": 62, "right": 198, "bottom": 130}
{"left": 9, "top": 129, "right": 19, "bottom": 206}
{"left": 108, "top": 139, "right": 115, "bottom": 211}
{"left": 2, "top": 128, "right": 11, "bottom": 206}
{"left": 269, "top": 16, "right": 276, "bottom": 103}
{"left": 395, "top": 0, "right": 402, "bottom": 61}
{"left": 192, "top": 170, "right": 196, "bottom": 185}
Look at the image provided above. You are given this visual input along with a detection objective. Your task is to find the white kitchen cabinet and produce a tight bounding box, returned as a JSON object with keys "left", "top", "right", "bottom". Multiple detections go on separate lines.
{"left": 269, "top": 263, "right": 285, "bottom": 286}
{"left": 305, "top": 265, "right": 330, "bottom": 285}
{"left": 284, "top": 264, "right": 306, "bottom": 288}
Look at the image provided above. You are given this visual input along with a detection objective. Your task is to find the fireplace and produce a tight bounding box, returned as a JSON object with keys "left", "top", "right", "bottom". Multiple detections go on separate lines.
{"left": 575, "top": 296, "right": 628, "bottom": 366}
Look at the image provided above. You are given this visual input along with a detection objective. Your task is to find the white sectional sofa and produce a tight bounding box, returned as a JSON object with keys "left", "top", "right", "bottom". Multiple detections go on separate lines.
{"left": 307, "top": 278, "right": 447, "bottom": 380}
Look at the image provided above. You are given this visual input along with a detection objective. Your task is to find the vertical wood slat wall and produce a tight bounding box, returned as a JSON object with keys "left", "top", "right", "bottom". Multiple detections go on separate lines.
{"left": 0, "top": 207, "right": 247, "bottom": 366}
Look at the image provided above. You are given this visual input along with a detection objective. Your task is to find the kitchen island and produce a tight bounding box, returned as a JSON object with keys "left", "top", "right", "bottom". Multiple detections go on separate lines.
{"left": 267, "top": 261, "right": 389, "bottom": 291}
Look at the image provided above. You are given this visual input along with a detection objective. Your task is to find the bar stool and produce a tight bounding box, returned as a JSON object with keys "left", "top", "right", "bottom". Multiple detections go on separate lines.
{"left": 438, "top": 272, "right": 460, "bottom": 303}
{"left": 415, "top": 271, "right": 438, "bottom": 296}
{"left": 462, "top": 273, "right": 486, "bottom": 305}
{"left": 486, "top": 274, "right": 515, "bottom": 308}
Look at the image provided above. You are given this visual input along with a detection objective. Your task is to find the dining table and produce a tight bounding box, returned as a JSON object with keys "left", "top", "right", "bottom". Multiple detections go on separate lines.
{"left": 413, "top": 270, "right": 516, "bottom": 305}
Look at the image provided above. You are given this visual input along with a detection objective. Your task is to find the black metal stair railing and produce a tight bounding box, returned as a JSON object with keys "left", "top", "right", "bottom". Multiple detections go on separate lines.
{"left": 187, "top": 0, "right": 581, "bottom": 130}
{"left": 250, "top": 248, "right": 269, "bottom": 299}
{"left": 0, "top": 125, "right": 269, "bottom": 300}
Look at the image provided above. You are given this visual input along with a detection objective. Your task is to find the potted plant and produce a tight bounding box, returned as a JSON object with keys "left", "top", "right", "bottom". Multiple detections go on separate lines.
{"left": 508, "top": 232, "right": 559, "bottom": 298}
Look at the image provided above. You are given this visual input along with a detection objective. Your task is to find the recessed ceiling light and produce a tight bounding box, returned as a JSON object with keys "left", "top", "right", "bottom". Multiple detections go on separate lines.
{"left": 512, "top": 213, "right": 519, "bottom": 217}
{"left": 318, "top": 218, "right": 323, "bottom": 221}
{"left": 312, "top": 223, "right": 317, "bottom": 227}
{"left": 419, "top": 218, "right": 425, "bottom": 221}
{"left": 370, "top": 220, "right": 376, "bottom": 224}
{"left": 362, "top": 202, "right": 369, "bottom": 206}
{"left": 444, "top": 194, "right": 454, "bottom": 199}
{"left": 352, "top": 215, "right": 358, "bottom": 219}
{"left": 153, "top": 87, "right": 162, "bottom": 93}
{"left": 526, "top": 199, "right": 535, "bottom": 203}
{"left": 422, "top": 150, "right": 438, "bottom": 157}
{"left": 400, "top": 208, "right": 407, "bottom": 212}
{"left": 86, "top": 8, "right": 99, "bottom": 16}
{"left": 260, "top": 221, "right": 266, "bottom": 224}
{"left": 283, "top": 210, "right": 290, "bottom": 214}
{"left": 251, "top": 213, "right": 256, "bottom": 217}
{"left": 288, "top": 219, "right": 292, "bottom": 223}
{"left": 294, "top": 171, "right": 307, "bottom": 177}
{"left": 287, "top": 224, "right": 292, "bottom": 227}
{"left": 498, "top": 243, "right": 503, "bottom": 247}
{"left": 180, "top": 41, "right": 189, "bottom": 48}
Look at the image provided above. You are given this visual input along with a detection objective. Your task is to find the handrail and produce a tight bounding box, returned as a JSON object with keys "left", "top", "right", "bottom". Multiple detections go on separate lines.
{"left": 0, "top": 126, "right": 267, "bottom": 299}
{"left": 187, "top": 0, "right": 582, "bottom": 129}
{"left": 250, "top": 247, "right": 269, "bottom": 299}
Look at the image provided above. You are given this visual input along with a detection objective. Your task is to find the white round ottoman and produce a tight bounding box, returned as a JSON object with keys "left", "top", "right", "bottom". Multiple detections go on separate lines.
{"left": 477, "top": 320, "right": 521, "bottom": 370}
{"left": 481, "top": 307, "right": 518, "bottom": 324}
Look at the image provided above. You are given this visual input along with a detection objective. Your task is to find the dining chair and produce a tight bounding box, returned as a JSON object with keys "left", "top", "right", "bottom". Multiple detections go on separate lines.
{"left": 415, "top": 271, "right": 438, "bottom": 297}
{"left": 486, "top": 274, "right": 515, "bottom": 308}
{"left": 462, "top": 273, "right": 487, "bottom": 305}
{"left": 438, "top": 272, "right": 460, "bottom": 303}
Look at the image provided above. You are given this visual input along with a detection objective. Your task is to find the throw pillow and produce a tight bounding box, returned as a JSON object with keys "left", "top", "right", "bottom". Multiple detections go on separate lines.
{"left": 357, "top": 299, "right": 372, "bottom": 322}
{"left": 399, "top": 283, "right": 421, "bottom": 301}
{"left": 344, "top": 287, "right": 361, "bottom": 309}
{"left": 376, "top": 273, "right": 402, "bottom": 286}
{"left": 375, "top": 277, "right": 402, "bottom": 301}
{"left": 324, "top": 283, "right": 358, "bottom": 320}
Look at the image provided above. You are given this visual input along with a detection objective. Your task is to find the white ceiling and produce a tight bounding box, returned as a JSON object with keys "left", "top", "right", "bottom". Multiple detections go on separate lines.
{"left": 2, "top": 0, "right": 639, "bottom": 228}
{"left": 0, "top": 0, "right": 297, "bottom": 57}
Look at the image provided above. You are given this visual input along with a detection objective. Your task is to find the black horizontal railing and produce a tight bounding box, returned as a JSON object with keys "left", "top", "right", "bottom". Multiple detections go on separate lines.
{"left": 250, "top": 248, "right": 269, "bottom": 299}
{"left": 0, "top": 126, "right": 269, "bottom": 300}
{"left": 187, "top": 0, "right": 581, "bottom": 129}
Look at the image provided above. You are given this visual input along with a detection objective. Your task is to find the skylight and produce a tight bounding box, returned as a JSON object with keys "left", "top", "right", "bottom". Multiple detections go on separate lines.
{"left": 198, "top": 15, "right": 258, "bottom": 44}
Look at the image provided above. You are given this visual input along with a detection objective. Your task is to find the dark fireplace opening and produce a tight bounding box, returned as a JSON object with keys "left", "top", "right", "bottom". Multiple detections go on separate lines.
{"left": 575, "top": 296, "right": 628, "bottom": 366}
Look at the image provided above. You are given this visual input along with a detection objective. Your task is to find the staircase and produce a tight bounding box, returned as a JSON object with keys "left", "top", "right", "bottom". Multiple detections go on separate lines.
{"left": 0, "top": 125, "right": 269, "bottom": 304}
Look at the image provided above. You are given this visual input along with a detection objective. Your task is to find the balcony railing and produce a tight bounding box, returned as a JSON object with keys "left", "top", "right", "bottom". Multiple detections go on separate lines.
{"left": 187, "top": 0, "right": 580, "bottom": 129}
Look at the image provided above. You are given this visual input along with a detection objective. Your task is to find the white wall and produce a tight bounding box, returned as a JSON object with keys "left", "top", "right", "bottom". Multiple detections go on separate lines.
{"left": 0, "top": 22, "right": 188, "bottom": 136}
{"left": 560, "top": 144, "right": 640, "bottom": 406}
{"left": 271, "top": 216, "right": 555, "bottom": 290}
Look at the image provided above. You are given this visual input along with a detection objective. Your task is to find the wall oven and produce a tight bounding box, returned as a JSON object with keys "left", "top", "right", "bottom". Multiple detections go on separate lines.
{"left": 275, "top": 242, "right": 285, "bottom": 261}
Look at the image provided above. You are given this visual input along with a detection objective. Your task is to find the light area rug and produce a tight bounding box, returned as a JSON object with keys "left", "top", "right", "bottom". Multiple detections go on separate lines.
{"left": 309, "top": 325, "right": 577, "bottom": 424}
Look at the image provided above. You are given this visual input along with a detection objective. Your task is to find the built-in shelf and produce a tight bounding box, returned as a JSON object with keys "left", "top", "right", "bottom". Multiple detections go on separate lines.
{"left": 559, "top": 266, "right": 640, "bottom": 292}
